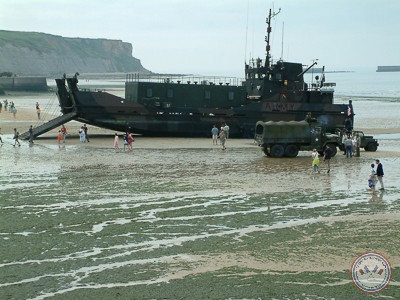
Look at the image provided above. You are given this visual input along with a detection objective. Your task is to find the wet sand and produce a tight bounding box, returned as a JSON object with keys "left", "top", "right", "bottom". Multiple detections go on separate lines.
{"left": 1, "top": 102, "right": 400, "bottom": 299}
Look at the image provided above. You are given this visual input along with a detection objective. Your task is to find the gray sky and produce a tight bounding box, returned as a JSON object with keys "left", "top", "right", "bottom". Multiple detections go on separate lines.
{"left": 1, "top": 0, "right": 398, "bottom": 76}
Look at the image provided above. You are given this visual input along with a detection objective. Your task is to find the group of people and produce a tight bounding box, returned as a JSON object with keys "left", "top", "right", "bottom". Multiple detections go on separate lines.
{"left": 368, "top": 159, "right": 385, "bottom": 193}
{"left": 0, "top": 99, "right": 17, "bottom": 117}
{"left": 311, "top": 147, "right": 385, "bottom": 193}
{"left": 78, "top": 124, "right": 89, "bottom": 143}
{"left": 311, "top": 145, "right": 333, "bottom": 174}
{"left": 57, "top": 124, "right": 70, "bottom": 144}
{"left": 0, "top": 127, "right": 22, "bottom": 147}
{"left": 113, "top": 131, "right": 135, "bottom": 152}
{"left": 314, "top": 145, "right": 334, "bottom": 174}
{"left": 56, "top": 124, "right": 89, "bottom": 144}
{"left": 342, "top": 131, "right": 361, "bottom": 158}
{"left": 211, "top": 123, "right": 229, "bottom": 150}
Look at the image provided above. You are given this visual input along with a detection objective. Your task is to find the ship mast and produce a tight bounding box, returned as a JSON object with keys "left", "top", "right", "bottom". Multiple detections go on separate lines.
{"left": 265, "top": 8, "right": 281, "bottom": 68}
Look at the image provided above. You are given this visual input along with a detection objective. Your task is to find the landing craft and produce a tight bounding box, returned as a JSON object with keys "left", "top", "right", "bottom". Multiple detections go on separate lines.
{"left": 21, "top": 8, "right": 348, "bottom": 140}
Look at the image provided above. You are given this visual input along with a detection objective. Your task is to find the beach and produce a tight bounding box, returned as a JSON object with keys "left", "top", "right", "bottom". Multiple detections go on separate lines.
{"left": 1, "top": 97, "right": 400, "bottom": 299}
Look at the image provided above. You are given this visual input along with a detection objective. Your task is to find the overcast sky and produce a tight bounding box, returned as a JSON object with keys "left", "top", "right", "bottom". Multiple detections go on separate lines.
{"left": 1, "top": 0, "right": 398, "bottom": 76}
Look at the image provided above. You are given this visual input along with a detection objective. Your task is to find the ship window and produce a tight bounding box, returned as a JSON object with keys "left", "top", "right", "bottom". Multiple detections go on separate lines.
{"left": 228, "top": 91, "right": 234, "bottom": 101}
{"left": 146, "top": 88, "right": 153, "bottom": 97}
{"left": 204, "top": 90, "right": 211, "bottom": 100}
{"left": 167, "top": 89, "right": 173, "bottom": 98}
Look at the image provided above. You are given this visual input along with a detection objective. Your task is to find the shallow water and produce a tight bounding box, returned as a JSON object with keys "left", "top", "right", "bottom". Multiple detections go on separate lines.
{"left": 1, "top": 138, "right": 399, "bottom": 299}
{"left": 1, "top": 81, "right": 400, "bottom": 298}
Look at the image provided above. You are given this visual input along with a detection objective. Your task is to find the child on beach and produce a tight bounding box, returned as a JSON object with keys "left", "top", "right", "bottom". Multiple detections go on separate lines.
{"left": 311, "top": 149, "right": 320, "bottom": 173}
{"left": 368, "top": 163, "right": 378, "bottom": 193}
{"left": 57, "top": 130, "right": 63, "bottom": 144}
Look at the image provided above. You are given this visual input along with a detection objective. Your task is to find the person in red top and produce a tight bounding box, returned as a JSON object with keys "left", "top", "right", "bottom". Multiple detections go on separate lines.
{"left": 57, "top": 130, "right": 63, "bottom": 145}
{"left": 127, "top": 133, "right": 134, "bottom": 151}
{"left": 60, "top": 125, "right": 67, "bottom": 143}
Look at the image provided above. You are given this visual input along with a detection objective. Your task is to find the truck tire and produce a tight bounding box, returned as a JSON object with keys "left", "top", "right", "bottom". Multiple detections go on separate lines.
{"left": 284, "top": 144, "right": 299, "bottom": 157}
{"left": 270, "top": 144, "right": 284, "bottom": 157}
{"left": 262, "top": 146, "right": 270, "bottom": 156}
{"left": 327, "top": 144, "right": 338, "bottom": 157}
{"left": 365, "top": 143, "right": 378, "bottom": 152}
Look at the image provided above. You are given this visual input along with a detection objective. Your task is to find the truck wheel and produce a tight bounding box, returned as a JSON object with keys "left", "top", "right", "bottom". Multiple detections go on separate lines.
{"left": 327, "top": 144, "right": 337, "bottom": 157}
{"left": 365, "top": 143, "right": 378, "bottom": 152}
{"left": 284, "top": 144, "right": 299, "bottom": 157}
{"left": 271, "top": 144, "right": 284, "bottom": 157}
{"left": 262, "top": 146, "right": 270, "bottom": 156}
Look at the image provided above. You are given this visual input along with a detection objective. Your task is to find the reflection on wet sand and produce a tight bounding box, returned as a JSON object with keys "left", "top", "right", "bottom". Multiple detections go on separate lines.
{"left": 369, "top": 190, "right": 385, "bottom": 203}
{"left": 1, "top": 106, "right": 400, "bottom": 298}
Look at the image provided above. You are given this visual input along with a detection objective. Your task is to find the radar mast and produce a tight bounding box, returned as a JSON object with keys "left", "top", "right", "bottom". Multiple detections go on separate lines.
{"left": 265, "top": 8, "right": 281, "bottom": 68}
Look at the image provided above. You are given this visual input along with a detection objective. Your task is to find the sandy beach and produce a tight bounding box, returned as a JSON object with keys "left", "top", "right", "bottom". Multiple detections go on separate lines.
{"left": 1, "top": 100, "right": 400, "bottom": 299}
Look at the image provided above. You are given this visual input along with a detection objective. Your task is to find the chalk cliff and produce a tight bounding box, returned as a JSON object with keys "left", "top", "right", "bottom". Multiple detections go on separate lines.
{"left": 0, "top": 30, "right": 150, "bottom": 76}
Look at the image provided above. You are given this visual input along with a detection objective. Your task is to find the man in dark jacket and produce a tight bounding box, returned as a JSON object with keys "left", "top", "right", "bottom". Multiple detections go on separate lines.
{"left": 375, "top": 159, "right": 384, "bottom": 190}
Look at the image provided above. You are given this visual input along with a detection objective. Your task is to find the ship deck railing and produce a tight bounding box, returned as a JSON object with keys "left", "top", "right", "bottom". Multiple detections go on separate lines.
{"left": 126, "top": 73, "right": 245, "bottom": 87}
{"left": 308, "top": 82, "right": 336, "bottom": 92}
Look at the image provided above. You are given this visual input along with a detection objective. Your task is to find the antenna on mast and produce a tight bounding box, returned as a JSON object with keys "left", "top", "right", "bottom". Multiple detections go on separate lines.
{"left": 280, "top": 22, "right": 284, "bottom": 60}
{"left": 264, "top": 8, "right": 281, "bottom": 68}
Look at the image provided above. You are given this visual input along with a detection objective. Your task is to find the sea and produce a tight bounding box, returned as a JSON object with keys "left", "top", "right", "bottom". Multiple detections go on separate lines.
{"left": 0, "top": 70, "right": 399, "bottom": 299}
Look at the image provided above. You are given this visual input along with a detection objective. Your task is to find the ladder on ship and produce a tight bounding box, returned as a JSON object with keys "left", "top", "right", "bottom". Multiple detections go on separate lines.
{"left": 19, "top": 112, "right": 77, "bottom": 140}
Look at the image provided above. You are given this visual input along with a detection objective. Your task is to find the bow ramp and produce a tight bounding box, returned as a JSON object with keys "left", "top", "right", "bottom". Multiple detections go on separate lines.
{"left": 19, "top": 112, "right": 77, "bottom": 140}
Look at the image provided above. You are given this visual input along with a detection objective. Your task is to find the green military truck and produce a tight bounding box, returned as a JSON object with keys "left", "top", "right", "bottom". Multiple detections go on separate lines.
{"left": 255, "top": 120, "right": 341, "bottom": 157}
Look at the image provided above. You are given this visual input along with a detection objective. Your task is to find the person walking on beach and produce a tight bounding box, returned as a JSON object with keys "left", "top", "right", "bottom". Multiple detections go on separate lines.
{"left": 113, "top": 133, "right": 120, "bottom": 151}
{"left": 0, "top": 127, "right": 3, "bottom": 144}
{"left": 127, "top": 133, "right": 134, "bottom": 152}
{"left": 344, "top": 134, "right": 353, "bottom": 158}
{"left": 36, "top": 103, "right": 41, "bottom": 120}
{"left": 311, "top": 149, "right": 320, "bottom": 173}
{"left": 13, "top": 128, "right": 20, "bottom": 147}
{"left": 11, "top": 105, "right": 17, "bottom": 118}
{"left": 57, "top": 130, "right": 63, "bottom": 145}
{"left": 375, "top": 159, "right": 384, "bottom": 190}
{"left": 219, "top": 129, "right": 226, "bottom": 150}
{"left": 82, "top": 124, "right": 89, "bottom": 142}
{"left": 123, "top": 133, "right": 129, "bottom": 151}
{"left": 79, "top": 127, "right": 86, "bottom": 142}
{"left": 28, "top": 125, "right": 34, "bottom": 144}
{"left": 223, "top": 123, "right": 230, "bottom": 139}
{"left": 60, "top": 125, "right": 67, "bottom": 143}
{"left": 368, "top": 163, "right": 378, "bottom": 193}
{"left": 211, "top": 125, "right": 219, "bottom": 145}
{"left": 323, "top": 145, "right": 332, "bottom": 173}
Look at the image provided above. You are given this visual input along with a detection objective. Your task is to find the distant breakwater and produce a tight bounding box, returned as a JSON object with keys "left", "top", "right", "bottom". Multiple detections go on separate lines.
{"left": 0, "top": 76, "right": 48, "bottom": 91}
{"left": 376, "top": 66, "right": 400, "bottom": 72}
